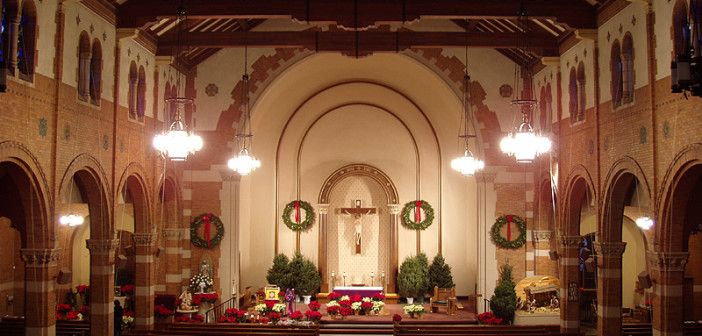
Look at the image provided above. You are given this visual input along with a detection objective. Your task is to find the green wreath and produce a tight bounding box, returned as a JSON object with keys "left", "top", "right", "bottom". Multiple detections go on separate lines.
{"left": 190, "top": 213, "right": 225, "bottom": 248}
{"left": 282, "top": 200, "right": 315, "bottom": 231}
{"left": 490, "top": 215, "right": 527, "bottom": 249}
{"left": 401, "top": 200, "right": 434, "bottom": 230}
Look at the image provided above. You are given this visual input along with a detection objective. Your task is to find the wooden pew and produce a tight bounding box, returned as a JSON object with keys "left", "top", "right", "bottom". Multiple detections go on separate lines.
{"left": 56, "top": 320, "right": 91, "bottom": 336}
{"left": 622, "top": 323, "right": 652, "bottom": 336}
{"left": 393, "top": 323, "right": 561, "bottom": 336}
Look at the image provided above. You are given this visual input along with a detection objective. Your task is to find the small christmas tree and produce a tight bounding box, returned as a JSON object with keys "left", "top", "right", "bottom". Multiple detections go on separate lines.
{"left": 428, "top": 254, "right": 455, "bottom": 289}
{"left": 490, "top": 264, "right": 517, "bottom": 324}
{"left": 416, "top": 252, "right": 430, "bottom": 297}
{"left": 266, "top": 253, "right": 291, "bottom": 289}
{"left": 296, "top": 258, "right": 321, "bottom": 296}
{"left": 397, "top": 256, "right": 426, "bottom": 300}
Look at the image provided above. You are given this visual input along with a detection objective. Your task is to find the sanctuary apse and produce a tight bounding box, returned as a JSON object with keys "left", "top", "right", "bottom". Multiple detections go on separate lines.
{"left": 0, "top": 1, "right": 701, "bottom": 336}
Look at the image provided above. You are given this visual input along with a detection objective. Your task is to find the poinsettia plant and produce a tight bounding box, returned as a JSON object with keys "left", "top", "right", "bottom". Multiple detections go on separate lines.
{"left": 120, "top": 284, "right": 135, "bottom": 295}
{"left": 305, "top": 310, "right": 322, "bottom": 322}
{"left": 76, "top": 285, "right": 89, "bottom": 294}
{"left": 193, "top": 292, "right": 218, "bottom": 305}
{"left": 219, "top": 308, "right": 248, "bottom": 323}
{"left": 289, "top": 310, "right": 303, "bottom": 321}
{"left": 477, "top": 311, "right": 504, "bottom": 325}
{"left": 308, "top": 300, "right": 321, "bottom": 311}
{"left": 154, "top": 304, "right": 174, "bottom": 318}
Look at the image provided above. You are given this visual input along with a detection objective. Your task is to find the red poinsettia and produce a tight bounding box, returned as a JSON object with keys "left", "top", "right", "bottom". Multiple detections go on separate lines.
{"left": 154, "top": 304, "right": 174, "bottom": 318}
{"left": 305, "top": 310, "right": 322, "bottom": 322}
{"left": 65, "top": 311, "right": 80, "bottom": 320}
{"left": 338, "top": 299, "right": 351, "bottom": 307}
{"left": 361, "top": 301, "right": 373, "bottom": 311}
{"left": 259, "top": 316, "right": 270, "bottom": 324}
{"left": 327, "top": 292, "right": 341, "bottom": 301}
{"left": 123, "top": 310, "right": 134, "bottom": 317}
{"left": 308, "top": 300, "right": 321, "bottom": 311}
{"left": 477, "top": 312, "right": 504, "bottom": 325}
{"left": 79, "top": 305, "right": 89, "bottom": 315}
{"left": 350, "top": 294, "right": 362, "bottom": 303}
{"left": 76, "top": 285, "right": 89, "bottom": 294}
{"left": 372, "top": 293, "right": 385, "bottom": 301}
{"left": 289, "top": 310, "right": 303, "bottom": 321}
{"left": 120, "top": 284, "right": 135, "bottom": 295}
{"left": 222, "top": 308, "right": 247, "bottom": 323}
{"left": 193, "top": 292, "right": 218, "bottom": 305}
{"left": 339, "top": 307, "right": 353, "bottom": 316}
{"left": 326, "top": 305, "right": 340, "bottom": 315}
{"left": 393, "top": 313, "right": 402, "bottom": 322}
{"left": 175, "top": 315, "right": 191, "bottom": 323}
{"left": 268, "top": 312, "right": 281, "bottom": 323}
{"left": 265, "top": 301, "right": 275, "bottom": 309}
{"left": 56, "top": 304, "right": 72, "bottom": 314}
{"left": 191, "top": 314, "right": 204, "bottom": 323}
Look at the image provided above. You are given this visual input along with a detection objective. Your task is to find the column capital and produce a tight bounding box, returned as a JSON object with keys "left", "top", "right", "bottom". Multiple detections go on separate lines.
{"left": 558, "top": 235, "right": 582, "bottom": 249}
{"left": 593, "top": 241, "right": 627, "bottom": 258}
{"left": 387, "top": 204, "right": 402, "bottom": 215}
{"left": 133, "top": 232, "right": 156, "bottom": 246}
{"left": 647, "top": 251, "right": 689, "bottom": 272}
{"left": 532, "top": 230, "right": 553, "bottom": 243}
{"left": 316, "top": 203, "right": 330, "bottom": 215}
{"left": 20, "top": 248, "right": 61, "bottom": 267}
{"left": 86, "top": 239, "right": 120, "bottom": 255}
{"left": 162, "top": 228, "right": 182, "bottom": 241}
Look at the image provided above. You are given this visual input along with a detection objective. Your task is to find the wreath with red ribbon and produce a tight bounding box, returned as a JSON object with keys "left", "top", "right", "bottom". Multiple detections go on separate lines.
{"left": 490, "top": 214, "right": 526, "bottom": 249}
{"left": 282, "top": 200, "right": 315, "bottom": 232}
{"left": 401, "top": 200, "right": 434, "bottom": 230}
{"left": 190, "top": 213, "right": 225, "bottom": 248}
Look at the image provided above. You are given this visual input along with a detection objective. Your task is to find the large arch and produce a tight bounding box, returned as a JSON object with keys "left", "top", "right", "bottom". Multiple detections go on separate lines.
{"left": 116, "top": 162, "right": 152, "bottom": 234}
{"left": 600, "top": 156, "right": 651, "bottom": 242}
{"left": 561, "top": 165, "right": 597, "bottom": 236}
{"left": 317, "top": 163, "right": 400, "bottom": 293}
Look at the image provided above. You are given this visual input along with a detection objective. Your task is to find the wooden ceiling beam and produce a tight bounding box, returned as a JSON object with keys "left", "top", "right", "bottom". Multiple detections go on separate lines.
{"left": 117, "top": 0, "right": 596, "bottom": 30}
{"left": 156, "top": 30, "right": 558, "bottom": 56}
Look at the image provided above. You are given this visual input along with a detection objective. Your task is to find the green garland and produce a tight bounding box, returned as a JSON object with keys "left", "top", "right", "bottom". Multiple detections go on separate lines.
{"left": 490, "top": 215, "right": 526, "bottom": 249}
{"left": 282, "top": 200, "right": 315, "bottom": 232}
{"left": 401, "top": 200, "right": 434, "bottom": 230}
{"left": 190, "top": 213, "right": 225, "bottom": 249}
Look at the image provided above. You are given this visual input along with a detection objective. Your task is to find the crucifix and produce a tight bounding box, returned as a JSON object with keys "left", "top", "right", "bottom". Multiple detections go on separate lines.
{"left": 340, "top": 200, "right": 376, "bottom": 254}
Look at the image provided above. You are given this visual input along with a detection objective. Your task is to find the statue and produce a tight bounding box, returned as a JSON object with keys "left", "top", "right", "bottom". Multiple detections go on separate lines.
{"left": 178, "top": 287, "right": 195, "bottom": 311}
{"left": 285, "top": 288, "right": 295, "bottom": 314}
{"left": 549, "top": 295, "right": 559, "bottom": 309}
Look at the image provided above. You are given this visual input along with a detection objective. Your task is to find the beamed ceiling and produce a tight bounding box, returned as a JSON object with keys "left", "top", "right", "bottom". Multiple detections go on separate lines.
{"left": 107, "top": 0, "right": 605, "bottom": 68}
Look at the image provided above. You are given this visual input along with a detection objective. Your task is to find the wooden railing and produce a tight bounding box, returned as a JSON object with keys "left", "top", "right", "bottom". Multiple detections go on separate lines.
{"left": 204, "top": 296, "right": 236, "bottom": 323}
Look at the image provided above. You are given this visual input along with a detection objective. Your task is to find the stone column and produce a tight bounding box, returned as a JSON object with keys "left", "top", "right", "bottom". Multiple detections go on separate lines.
{"left": 594, "top": 241, "right": 626, "bottom": 336}
{"left": 179, "top": 228, "right": 192, "bottom": 287}
{"left": 648, "top": 251, "right": 688, "bottom": 336}
{"left": 317, "top": 204, "right": 330, "bottom": 292}
{"left": 558, "top": 235, "right": 582, "bottom": 334}
{"left": 162, "top": 228, "right": 182, "bottom": 294}
{"left": 86, "top": 239, "right": 119, "bottom": 336}
{"left": 134, "top": 233, "right": 156, "bottom": 330}
{"left": 20, "top": 248, "right": 61, "bottom": 336}
{"left": 388, "top": 204, "right": 401, "bottom": 294}
{"left": 9, "top": 16, "right": 20, "bottom": 74}
{"left": 532, "top": 230, "right": 555, "bottom": 276}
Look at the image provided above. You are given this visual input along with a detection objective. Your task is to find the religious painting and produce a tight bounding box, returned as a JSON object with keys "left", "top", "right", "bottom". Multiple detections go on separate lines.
{"left": 264, "top": 285, "right": 280, "bottom": 300}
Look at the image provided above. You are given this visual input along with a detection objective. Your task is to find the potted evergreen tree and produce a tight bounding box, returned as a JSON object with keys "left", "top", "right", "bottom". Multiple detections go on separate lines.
{"left": 266, "top": 253, "right": 291, "bottom": 289}
{"left": 428, "top": 254, "right": 455, "bottom": 289}
{"left": 397, "top": 255, "right": 427, "bottom": 304}
{"left": 490, "top": 264, "right": 517, "bottom": 324}
{"left": 296, "top": 258, "right": 321, "bottom": 304}
{"left": 288, "top": 252, "right": 306, "bottom": 302}
{"left": 416, "top": 252, "right": 430, "bottom": 302}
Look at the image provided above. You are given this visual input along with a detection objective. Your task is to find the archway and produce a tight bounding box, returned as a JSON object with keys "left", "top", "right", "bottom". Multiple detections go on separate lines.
{"left": 156, "top": 175, "right": 181, "bottom": 295}
{"left": 318, "top": 164, "right": 399, "bottom": 293}
{"left": 598, "top": 158, "right": 651, "bottom": 336}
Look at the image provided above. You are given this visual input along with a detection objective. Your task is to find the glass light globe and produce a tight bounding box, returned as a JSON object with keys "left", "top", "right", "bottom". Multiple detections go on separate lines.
{"left": 635, "top": 216, "right": 654, "bottom": 230}
{"left": 227, "top": 148, "right": 261, "bottom": 176}
{"left": 451, "top": 150, "right": 485, "bottom": 176}
{"left": 500, "top": 122, "right": 551, "bottom": 163}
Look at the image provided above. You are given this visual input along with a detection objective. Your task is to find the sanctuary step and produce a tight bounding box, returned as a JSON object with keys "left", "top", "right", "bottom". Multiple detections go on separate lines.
{"left": 127, "top": 323, "right": 320, "bottom": 336}
{"left": 393, "top": 323, "right": 562, "bottom": 336}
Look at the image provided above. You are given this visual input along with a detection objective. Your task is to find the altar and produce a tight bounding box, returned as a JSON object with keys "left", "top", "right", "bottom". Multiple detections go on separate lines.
{"left": 333, "top": 286, "right": 384, "bottom": 297}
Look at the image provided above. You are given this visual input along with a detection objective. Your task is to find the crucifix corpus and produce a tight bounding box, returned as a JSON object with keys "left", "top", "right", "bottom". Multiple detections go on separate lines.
{"left": 340, "top": 200, "right": 376, "bottom": 254}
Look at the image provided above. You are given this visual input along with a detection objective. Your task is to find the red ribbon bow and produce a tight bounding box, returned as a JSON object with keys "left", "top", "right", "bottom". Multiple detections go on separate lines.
{"left": 294, "top": 201, "right": 301, "bottom": 223}
{"left": 414, "top": 201, "right": 423, "bottom": 223}
{"left": 203, "top": 214, "right": 212, "bottom": 247}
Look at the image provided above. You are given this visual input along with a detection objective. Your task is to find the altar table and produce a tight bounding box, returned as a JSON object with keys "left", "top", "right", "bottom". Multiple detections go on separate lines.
{"left": 333, "top": 286, "right": 383, "bottom": 297}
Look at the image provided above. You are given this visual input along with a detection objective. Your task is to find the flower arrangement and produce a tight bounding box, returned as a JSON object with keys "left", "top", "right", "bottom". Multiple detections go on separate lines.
{"left": 327, "top": 292, "right": 341, "bottom": 301}
{"left": 120, "top": 284, "right": 135, "bottom": 295}
{"left": 65, "top": 311, "right": 81, "bottom": 321}
{"left": 308, "top": 301, "right": 321, "bottom": 311}
{"left": 76, "top": 285, "right": 89, "bottom": 294}
{"left": 122, "top": 315, "right": 134, "bottom": 328}
{"left": 393, "top": 313, "right": 403, "bottom": 323}
{"left": 338, "top": 299, "right": 351, "bottom": 308}
{"left": 193, "top": 292, "right": 218, "bottom": 305}
{"left": 339, "top": 306, "right": 353, "bottom": 317}
{"left": 255, "top": 303, "right": 270, "bottom": 314}
{"left": 154, "top": 304, "right": 174, "bottom": 318}
{"left": 219, "top": 308, "right": 248, "bottom": 323}
{"left": 271, "top": 303, "right": 287, "bottom": 313}
{"left": 477, "top": 311, "right": 504, "bottom": 325}
{"left": 372, "top": 293, "right": 385, "bottom": 301}
{"left": 268, "top": 312, "right": 281, "bottom": 323}
{"left": 289, "top": 310, "right": 304, "bottom": 321}
{"left": 403, "top": 304, "right": 425, "bottom": 318}
{"left": 305, "top": 310, "right": 322, "bottom": 322}
{"left": 361, "top": 301, "right": 373, "bottom": 314}
{"left": 189, "top": 273, "right": 214, "bottom": 293}
{"left": 339, "top": 295, "right": 350, "bottom": 302}
{"left": 326, "top": 303, "right": 340, "bottom": 316}
{"left": 56, "top": 304, "right": 72, "bottom": 314}
{"left": 350, "top": 301, "right": 362, "bottom": 312}
{"left": 372, "top": 301, "right": 385, "bottom": 313}
{"left": 350, "top": 294, "right": 362, "bottom": 303}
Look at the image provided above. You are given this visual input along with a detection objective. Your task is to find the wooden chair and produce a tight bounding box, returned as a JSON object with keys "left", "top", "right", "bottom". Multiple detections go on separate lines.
{"left": 429, "top": 286, "right": 457, "bottom": 315}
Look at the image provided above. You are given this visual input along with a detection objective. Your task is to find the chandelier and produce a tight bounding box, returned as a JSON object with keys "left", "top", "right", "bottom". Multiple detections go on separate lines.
{"left": 153, "top": 6, "right": 203, "bottom": 161}
{"left": 228, "top": 45, "right": 261, "bottom": 175}
{"left": 499, "top": 8, "right": 551, "bottom": 163}
{"left": 59, "top": 177, "right": 84, "bottom": 227}
{"left": 451, "top": 23, "right": 484, "bottom": 176}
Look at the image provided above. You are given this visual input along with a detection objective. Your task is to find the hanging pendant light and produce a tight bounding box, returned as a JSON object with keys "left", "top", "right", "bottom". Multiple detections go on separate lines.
{"left": 451, "top": 22, "right": 485, "bottom": 176}
{"left": 153, "top": 6, "right": 203, "bottom": 161}
{"left": 59, "top": 176, "right": 84, "bottom": 227}
{"left": 228, "top": 45, "right": 261, "bottom": 175}
{"left": 500, "top": 7, "right": 551, "bottom": 163}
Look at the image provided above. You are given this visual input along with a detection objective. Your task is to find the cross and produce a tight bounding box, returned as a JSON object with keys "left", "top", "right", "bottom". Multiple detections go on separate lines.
{"left": 340, "top": 200, "right": 376, "bottom": 254}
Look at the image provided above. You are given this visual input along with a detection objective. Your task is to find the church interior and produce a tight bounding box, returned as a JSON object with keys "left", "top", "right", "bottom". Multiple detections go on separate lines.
{"left": 0, "top": 0, "right": 701, "bottom": 335}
